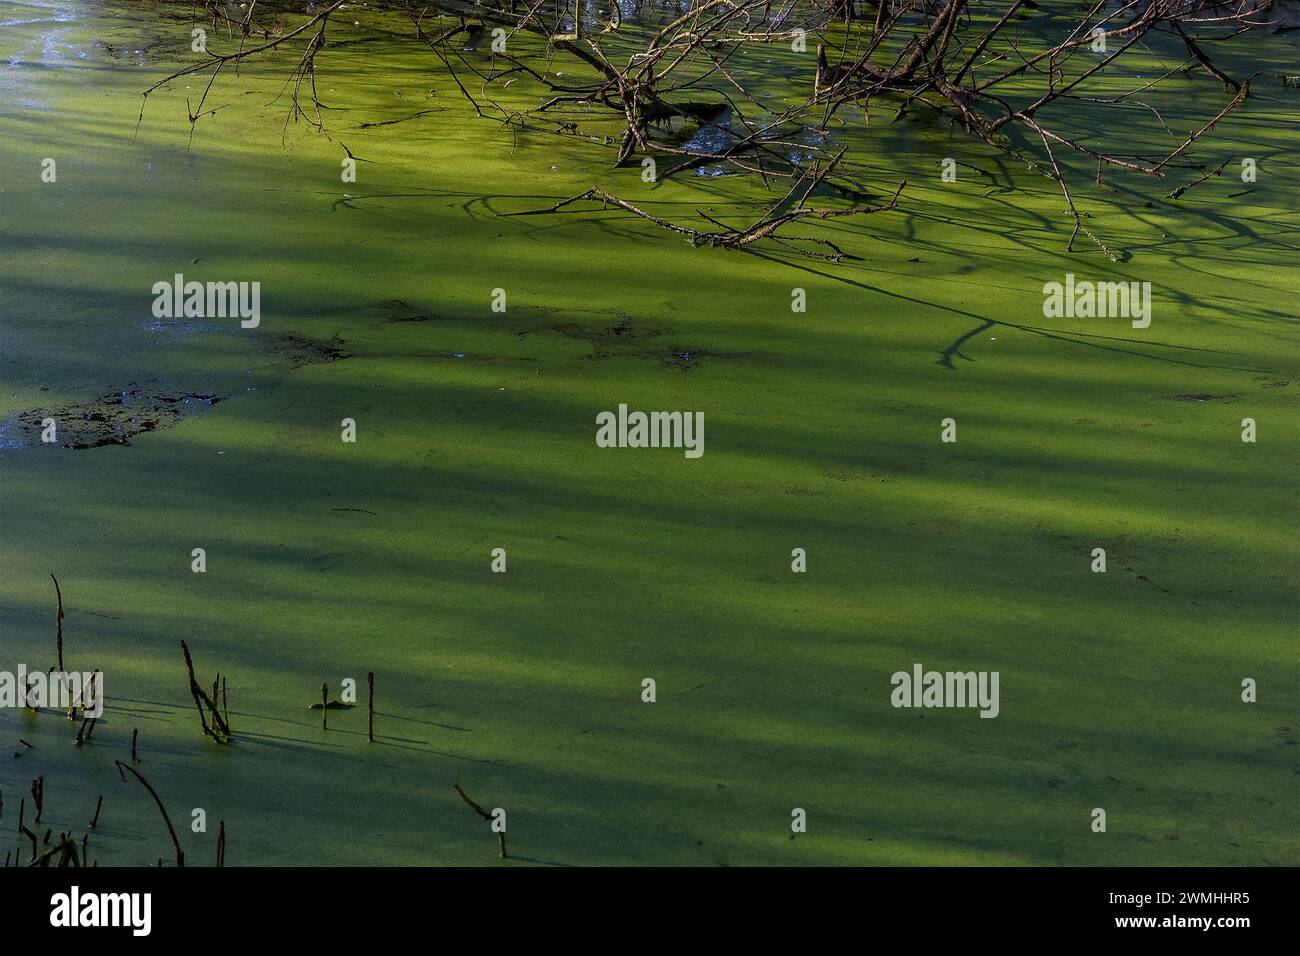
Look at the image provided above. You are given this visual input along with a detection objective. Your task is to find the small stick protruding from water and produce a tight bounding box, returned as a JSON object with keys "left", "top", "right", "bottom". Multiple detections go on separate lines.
{"left": 321, "top": 682, "right": 328, "bottom": 730}
{"left": 131, "top": 728, "right": 138, "bottom": 761}
{"left": 90, "top": 795, "right": 103, "bottom": 828}
{"left": 367, "top": 672, "right": 374, "bottom": 742}
{"left": 217, "top": 820, "right": 225, "bottom": 867}
{"left": 453, "top": 769, "right": 508, "bottom": 859}
{"left": 115, "top": 761, "right": 184, "bottom": 867}
{"left": 180, "top": 641, "right": 230, "bottom": 741}
{"left": 18, "top": 799, "right": 37, "bottom": 864}
{"left": 31, "top": 777, "right": 44, "bottom": 823}
{"left": 51, "top": 573, "right": 65, "bottom": 672}
{"left": 221, "top": 676, "right": 229, "bottom": 732}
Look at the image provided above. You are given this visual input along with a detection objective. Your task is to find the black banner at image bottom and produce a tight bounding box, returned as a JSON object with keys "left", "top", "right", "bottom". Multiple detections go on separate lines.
{"left": 0, "top": 866, "right": 1286, "bottom": 941}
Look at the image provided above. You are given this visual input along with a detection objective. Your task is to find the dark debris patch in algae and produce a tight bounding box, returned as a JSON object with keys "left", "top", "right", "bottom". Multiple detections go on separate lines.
{"left": 1, "top": 334, "right": 351, "bottom": 450}
{"left": 0, "top": 381, "right": 223, "bottom": 450}
{"left": 377, "top": 300, "right": 434, "bottom": 323}
{"left": 516, "top": 314, "right": 710, "bottom": 369}
{"left": 258, "top": 333, "right": 352, "bottom": 368}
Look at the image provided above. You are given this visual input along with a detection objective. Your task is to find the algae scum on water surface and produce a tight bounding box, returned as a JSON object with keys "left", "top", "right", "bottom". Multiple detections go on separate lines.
{"left": 0, "top": 0, "right": 1296, "bottom": 866}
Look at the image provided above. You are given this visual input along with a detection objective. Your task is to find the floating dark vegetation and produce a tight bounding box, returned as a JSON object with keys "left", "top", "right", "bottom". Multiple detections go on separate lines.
{"left": 379, "top": 299, "right": 434, "bottom": 323}
{"left": 518, "top": 314, "right": 714, "bottom": 369}
{"left": 0, "top": 334, "right": 350, "bottom": 450}
{"left": 260, "top": 332, "right": 352, "bottom": 368}
{"left": 3, "top": 381, "right": 222, "bottom": 450}
{"left": 1171, "top": 393, "right": 1238, "bottom": 402}
{"left": 521, "top": 315, "right": 664, "bottom": 361}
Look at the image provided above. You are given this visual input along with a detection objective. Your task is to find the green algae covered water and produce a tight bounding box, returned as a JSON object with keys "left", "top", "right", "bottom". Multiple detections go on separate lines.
{"left": 0, "top": 0, "right": 1297, "bottom": 866}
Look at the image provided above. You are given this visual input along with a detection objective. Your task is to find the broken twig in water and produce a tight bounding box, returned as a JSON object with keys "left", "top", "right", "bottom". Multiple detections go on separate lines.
{"left": 31, "top": 776, "right": 44, "bottom": 823}
{"left": 180, "top": 641, "right": 231, "bottom": 742}
{"left": 115, "top": 760, "right": 184, "bottom": 867}
{"left": 454, "top": 770, "right": 507, "bottom": 859}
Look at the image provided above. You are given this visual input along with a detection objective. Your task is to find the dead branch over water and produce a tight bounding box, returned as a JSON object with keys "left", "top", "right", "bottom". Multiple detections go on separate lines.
{"left": 140, "top": 1, "right": 1272, "bottom": 256}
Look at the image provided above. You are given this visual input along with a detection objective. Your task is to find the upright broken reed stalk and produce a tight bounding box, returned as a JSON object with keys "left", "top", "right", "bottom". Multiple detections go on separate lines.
{"left": 51, "top": 573, "right": 64, "bottom": 671}
{"left": 321, "top": 682, "right": 328, "bottom": 730}
{"left": 367, "top": 672, "right": 374, "bottom": 742}
{"left": 180, "top": 641, "right": 231, "bottom": 742}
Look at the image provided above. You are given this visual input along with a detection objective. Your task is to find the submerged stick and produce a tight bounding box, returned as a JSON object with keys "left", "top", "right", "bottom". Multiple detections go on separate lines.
{"left": 115, "top": 761, "right": 185, "bottom": 867}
